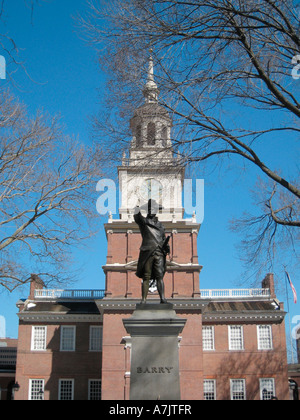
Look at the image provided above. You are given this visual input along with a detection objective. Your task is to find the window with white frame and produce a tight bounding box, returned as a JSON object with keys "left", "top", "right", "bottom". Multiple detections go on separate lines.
{"left": 29, "top": 379, "right": 44, "bottom": 400}
{"left": 202, "top": 326, "right": 215, "bottom": 351}
{"left": 260, "top": 378, "right": 275, "bottom": 400}
{"left": 229, "top": 326, "right": 244, "bottom": 350}
{"left": 58, "top": 379, "right": 74, "bottom": 400}
{"left": 203, "top": 380, "right": 216, "bottom": 400}
{"left": 89, "top": 326, "right": 103, "bottom": 352}
{"left": 60, "top": 326, "right": 76, "bottom": 351}
{"left": 88, "top": 379, "right": 101, "bottom": 400}
{"left": 257, "top": 325, "right": 273, "bottom": 350}
{"left": 31, "top": 326, "right": 47, "bottom": 351}
{"left": 230, "top": 379, "right": 246, "bottom": 400}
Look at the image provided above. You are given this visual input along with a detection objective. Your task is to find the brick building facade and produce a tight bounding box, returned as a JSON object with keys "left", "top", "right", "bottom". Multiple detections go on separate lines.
{"left": 14, "top": 274, "right": 289, "bottom": 400}
{"left": 14, "top": 57, "right": 290, "bottom": 400}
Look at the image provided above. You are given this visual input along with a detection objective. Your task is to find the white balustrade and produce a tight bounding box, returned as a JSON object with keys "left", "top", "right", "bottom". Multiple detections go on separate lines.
{"left": 34, "top": 288, "right": 270, "bottom": 301}
{"left": 199, "top": 288, "right": 270, "bottom": 299}
{"left": 34, "top": 289, "right": 105, "bottom": 300}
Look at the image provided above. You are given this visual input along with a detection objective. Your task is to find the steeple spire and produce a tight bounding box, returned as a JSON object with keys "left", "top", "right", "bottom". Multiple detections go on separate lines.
{"left": 143, "top": 49, "right": 159, "bottom": 104}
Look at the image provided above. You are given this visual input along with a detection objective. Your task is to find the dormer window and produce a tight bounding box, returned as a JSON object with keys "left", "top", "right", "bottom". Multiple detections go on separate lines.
{"left": 147, "top": 122, "right": 156, "bottom": 145}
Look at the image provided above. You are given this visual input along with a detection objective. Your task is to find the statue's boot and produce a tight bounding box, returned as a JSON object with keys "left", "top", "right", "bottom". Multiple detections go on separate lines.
{"left": 157, "top": 278, "right": 168, "bottom": 304}
{"left": 141, "top": 279, "right": 149, "bottom": 303}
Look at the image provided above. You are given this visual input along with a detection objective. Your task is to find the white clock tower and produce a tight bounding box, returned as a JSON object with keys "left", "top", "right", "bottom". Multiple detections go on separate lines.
{"left": 118, "top": 54, "right": 186, "bottom": 222}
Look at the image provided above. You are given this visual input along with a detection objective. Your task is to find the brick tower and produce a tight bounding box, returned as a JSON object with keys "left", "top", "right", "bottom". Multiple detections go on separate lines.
{"left": 99, "top": 54, "right": 205, "bottom": 400}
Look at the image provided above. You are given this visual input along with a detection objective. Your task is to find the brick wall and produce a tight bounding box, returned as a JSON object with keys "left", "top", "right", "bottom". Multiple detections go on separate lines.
{"left": 15, "top": 322, "right": 102, "bottom": 400}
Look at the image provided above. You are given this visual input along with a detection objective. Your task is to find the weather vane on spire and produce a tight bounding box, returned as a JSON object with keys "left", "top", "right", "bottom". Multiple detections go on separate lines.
{"left": 143, "top": 49, "right": 159, "bottom": 104}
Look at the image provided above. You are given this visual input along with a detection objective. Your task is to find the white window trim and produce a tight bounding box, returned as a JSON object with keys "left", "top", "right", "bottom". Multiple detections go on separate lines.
{"left": 260, "top": 378, "right": 275, "bottom": 400}
{"left": 203, "top": 379, "right": 216, "bottom": 400}
{"left": 60, "top": 326, "right": 76, "bottom": 352}
{"left": 31, "top": 326, "right": 47, "bottom": 351}
{"left": 58, "top": 379, "right": 74, "bottom": 400}
{"left": 257, "top": 325, "right": 273, "bottom": 350}
{"left": 230, "top": 379, "right": 246, "bottom": 400}
{"left": 29, "top": 379, "right": 45, "bottom": 400}
{"left": 89, "top": 326, "right": 103, "bottom": 352}
{"left": 228, "top": 325, "right": 244, "bottom": 351}
{"left": 202, "top": 326, "right": 215, "bottom": 351}
{"left": 88, "top": 379, "right": 102, "bottom": 400}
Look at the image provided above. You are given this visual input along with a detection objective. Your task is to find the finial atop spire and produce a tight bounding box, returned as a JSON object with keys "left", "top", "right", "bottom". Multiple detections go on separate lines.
{"left": 143, "top": 49, "right": 159, "bottom": 104}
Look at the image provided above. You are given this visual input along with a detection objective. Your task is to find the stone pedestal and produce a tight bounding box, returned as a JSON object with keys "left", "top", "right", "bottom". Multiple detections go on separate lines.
{"left": 123, "top": 303, "right": 186, "bottom": 400}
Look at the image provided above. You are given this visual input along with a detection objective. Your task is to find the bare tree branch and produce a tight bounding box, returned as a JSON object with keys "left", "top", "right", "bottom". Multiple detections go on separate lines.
{"left": 78, "top": 0, "right": 300, "bottom": 277}
{"left": 0, "top": 89, "right": 104, "bottom": 292}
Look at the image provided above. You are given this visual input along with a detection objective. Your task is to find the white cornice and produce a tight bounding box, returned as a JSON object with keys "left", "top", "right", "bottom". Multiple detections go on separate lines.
{"left": 96, "top": 299, "right": 208, "bottom": 314}
{"left": 104, "top": 224, "right": 200, "bottom": 234}
{"left": 18, "top": 313, "right": 102, "bottom": 323}
{"left": 102, "top": 262, "right": 203, "bottom": 272}
{"left": 203, "top": 312, "right": 286, "bottom": 323}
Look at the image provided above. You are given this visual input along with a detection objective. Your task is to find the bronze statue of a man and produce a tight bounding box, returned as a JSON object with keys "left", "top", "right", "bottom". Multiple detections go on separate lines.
{"left": 134, "top": 199, "right": 170, "bottom": 304}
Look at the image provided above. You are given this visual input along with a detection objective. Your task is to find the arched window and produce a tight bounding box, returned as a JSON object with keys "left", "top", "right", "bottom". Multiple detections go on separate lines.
{"left": 136, "top": 125, "right": 142, "bottom": 147}
{"left": 147, "top": 122, "right": 156, "bottom": 145}
{"left": 161, "top": 126, "right": 168, "bottom": 147}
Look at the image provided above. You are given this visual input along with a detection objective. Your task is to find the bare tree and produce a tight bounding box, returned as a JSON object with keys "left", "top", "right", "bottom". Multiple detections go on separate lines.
{"left": 0, "top": 89, "right": 103, "bottom": 292}
{"left": 0, "top": 0, "right": 47, "bottom": 81}
{"left": 79, "top": 0, "right": 300, "bottom": 276}
{"left": 231, "top": 177, "right": 300, "bottom": 280}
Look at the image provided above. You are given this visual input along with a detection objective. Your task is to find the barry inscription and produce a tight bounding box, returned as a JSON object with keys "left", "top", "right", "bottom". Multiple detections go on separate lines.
{"left": 137, "top": 366, "right": 174, "bottom": 374}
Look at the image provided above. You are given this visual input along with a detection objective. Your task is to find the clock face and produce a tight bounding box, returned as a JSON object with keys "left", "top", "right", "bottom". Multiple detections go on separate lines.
{"left": 139, "top": 179, "right": 162, "bottom": 203}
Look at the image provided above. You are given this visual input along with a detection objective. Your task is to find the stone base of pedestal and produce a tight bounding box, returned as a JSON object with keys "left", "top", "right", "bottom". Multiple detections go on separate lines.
{"left": 123, "top": 303, "right": 186, "bottom": 400}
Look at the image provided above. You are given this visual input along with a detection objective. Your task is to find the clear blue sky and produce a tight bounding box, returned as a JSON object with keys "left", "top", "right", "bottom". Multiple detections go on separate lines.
{"left": 0, "top": 0, "right": 299, "bottom": 362}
